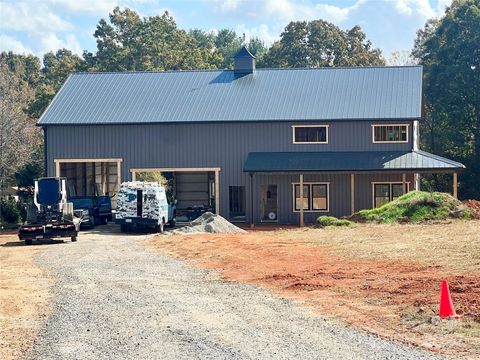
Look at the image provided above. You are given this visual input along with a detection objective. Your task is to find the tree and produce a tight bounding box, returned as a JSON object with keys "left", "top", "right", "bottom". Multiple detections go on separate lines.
{"left": 189, "top": 29, "right": 267, "bottom": 69}
{"left": 0, "top": 51, "right": 42, "bottom": 87}
{"left": 27, "top": 49, "right": 85, "bottom": 118}
{"left": 412, "top": 0, "right": 480, "bottom": 199}
{"left": 90, "top": 7, "right": 219, "bottom": 71}
{"left": 213, "top": 29, "right": 243, "bottom": 68}
{"left": 388, "top": 50, "right": 417, "bottom": 66}
{"left": 260, "top": 20, "right": 385, "bottom": 68}
{"left": 0, "top": 64, "right": 41, "bottom": 189}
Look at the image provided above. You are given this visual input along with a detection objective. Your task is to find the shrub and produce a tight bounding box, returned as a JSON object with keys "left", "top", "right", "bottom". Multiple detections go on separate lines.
{"left": 0, "top": 199, "right": 21, "bottom": 224}
{"left": 317, "top": 216, "right": 352, "bottom": 227}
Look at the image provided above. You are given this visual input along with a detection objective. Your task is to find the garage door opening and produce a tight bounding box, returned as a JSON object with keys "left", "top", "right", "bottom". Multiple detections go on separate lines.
{"left": 55, "top": 159, "right": 122, "bottom": 207}
{"left": 131, "top": 168, "right": 220, "bottom": 220}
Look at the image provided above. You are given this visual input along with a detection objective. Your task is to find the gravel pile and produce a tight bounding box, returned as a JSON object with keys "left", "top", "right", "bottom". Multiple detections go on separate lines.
{"left": 169, "top": 212, "right": 246, "bottom": 235}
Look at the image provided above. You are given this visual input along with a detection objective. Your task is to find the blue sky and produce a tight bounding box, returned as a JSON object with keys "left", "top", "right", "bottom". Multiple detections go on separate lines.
{"left": 0, "top": 0, "right": 452, "bottom": 62}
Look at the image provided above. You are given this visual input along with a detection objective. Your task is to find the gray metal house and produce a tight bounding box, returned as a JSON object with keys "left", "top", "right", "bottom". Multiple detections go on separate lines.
{"left": 38, "top": 47, "right": 464, "bottom": 225}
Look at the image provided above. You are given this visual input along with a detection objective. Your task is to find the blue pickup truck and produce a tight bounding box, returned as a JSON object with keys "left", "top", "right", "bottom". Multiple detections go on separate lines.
{"left": 70, "top": 196, "right": 112, "bottom": 228}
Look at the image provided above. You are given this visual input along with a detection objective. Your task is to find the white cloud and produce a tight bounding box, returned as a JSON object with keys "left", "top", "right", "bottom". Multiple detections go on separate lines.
{"left": 0, "top": 34, "right": 34, "bottom": 54}
{"left": 394, "top": 0, "right": 413, "bottom": 16}
{"left": 43, "top": 0, "right": 117, "bottom": 15}
{"left": 220, "top": 0, "right": 240, "bottom": 12}
{"left": 210, "top": 0, "right": 451, "bottom": 24}
{"left": 38, "top": 32, "right": 83, "bottom": 55}
{"left": 235, "top": 23, "right": 278, "bottom": 46}
{"left": 210, "top": 0, "right": 365, "bottom": 23}
{"left": 0, "top": 1, "right": 74, "bottom": 32}
{"left": 392, "top": 0, "right": 453, "bottom": 19}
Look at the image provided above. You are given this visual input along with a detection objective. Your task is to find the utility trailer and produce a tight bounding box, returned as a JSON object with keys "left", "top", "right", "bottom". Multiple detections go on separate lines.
{"left": 18, "top": 177, "right": 80, "bottom": 245}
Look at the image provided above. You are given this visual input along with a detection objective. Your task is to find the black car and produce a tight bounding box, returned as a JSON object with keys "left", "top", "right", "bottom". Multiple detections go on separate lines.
{"left": 70, "top": 195, "right": 112, "bottom": 228}
{"left": 71, "top": 197, "right": 97, "bottom": 229}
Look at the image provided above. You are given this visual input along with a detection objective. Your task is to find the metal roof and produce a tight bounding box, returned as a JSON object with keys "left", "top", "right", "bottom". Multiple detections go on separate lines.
{"left": 38, "top": 66, "right": 422, "bottom": 125}
{"left": 243, "top": 150, "right": 465, "bottom": 173}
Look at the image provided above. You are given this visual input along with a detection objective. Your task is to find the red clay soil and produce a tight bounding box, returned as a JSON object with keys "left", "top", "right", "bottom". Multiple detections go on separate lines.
{"left": 148, "top": 231, "right": 480, "bottom": 359}
{"left": 464, "top": 199, "right": 480, "bottom": 219}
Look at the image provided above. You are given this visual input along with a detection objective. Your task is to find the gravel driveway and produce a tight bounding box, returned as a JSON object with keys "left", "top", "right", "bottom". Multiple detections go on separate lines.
{"left": 31, "top": 226, "right": 445, "bottom": 360}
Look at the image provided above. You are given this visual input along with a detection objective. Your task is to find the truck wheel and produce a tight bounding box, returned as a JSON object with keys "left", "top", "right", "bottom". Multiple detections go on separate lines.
{"left": 120, "top": 224, "right": 130, "bottom": 233}
{"left": 89, "top": 216, "right": 95, "bottom": 228}
{"left": 25, "top": 239, "right": 33, "bottom": 245}
{"left": 71, "top": 236, "right": 77, "bottom": 242}
{"left": 169, "top": 218, "right": 176, "bottom": 228}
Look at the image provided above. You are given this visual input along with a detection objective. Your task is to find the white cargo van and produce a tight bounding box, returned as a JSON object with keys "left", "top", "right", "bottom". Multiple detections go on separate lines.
{"left": 115, "top": 182, "right": 176, "bottom": 233}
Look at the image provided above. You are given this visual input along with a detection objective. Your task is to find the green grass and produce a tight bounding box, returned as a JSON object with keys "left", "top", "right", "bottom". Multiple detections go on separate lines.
{"left": 357, "top": 191, "right": 471, "bottom": 223}
{"left": 317, "top": 216, "right": 353, "bottom": 227}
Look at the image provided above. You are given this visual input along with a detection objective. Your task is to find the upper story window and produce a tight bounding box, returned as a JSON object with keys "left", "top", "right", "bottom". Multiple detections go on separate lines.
{"left": 372, "top": 124, "right": 409, "bottom": 143}
{"left": 292, "top": 125, "right": 329, "bottom": 144}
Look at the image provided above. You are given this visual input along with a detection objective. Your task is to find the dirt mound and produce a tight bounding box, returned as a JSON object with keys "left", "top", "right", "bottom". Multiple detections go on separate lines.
{"left": 352, "top": 191, "right": 471, "bottom": 223}
{"left": 169, "top": 212, "right": 246, "bottom": 235}
{"left": 464, "top": 199, "right": 480, "bottom": 219}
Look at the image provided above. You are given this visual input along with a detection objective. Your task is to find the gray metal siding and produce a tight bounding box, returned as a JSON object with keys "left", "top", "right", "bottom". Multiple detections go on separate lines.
{"left": 38, "top": 66, "right": 423, "bottom": 125}
{"left": 355, "top": 173, "right": 415, "bottom": 212}
{"left": 46, "top": 121, "right": 415, "bottom": 222}
{"left": 253, "top": 173, "right": 414, "bottom": 224}
{"left": 254, "top": 173, "right": 350, "bottom": 223}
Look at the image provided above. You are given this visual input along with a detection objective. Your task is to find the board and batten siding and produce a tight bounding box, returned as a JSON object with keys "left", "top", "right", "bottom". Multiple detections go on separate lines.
{"left": 45, "top": 120, "right": 414, "bottom": 222}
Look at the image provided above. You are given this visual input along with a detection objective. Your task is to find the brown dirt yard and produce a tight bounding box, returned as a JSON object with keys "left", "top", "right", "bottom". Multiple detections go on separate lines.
{"left": 147, "top": 220, "right": 480, "bottom": 359}
{"left": 0, "top": 232, "right": 52, "bottom": 360}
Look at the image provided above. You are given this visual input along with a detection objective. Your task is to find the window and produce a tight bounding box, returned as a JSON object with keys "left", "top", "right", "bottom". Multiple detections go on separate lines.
{"left": 312, "top": 184, "right": 328, "bottom": 210}
{"left": 229, "top": 186, "right": 246, "bottom": 221}
{"left": 373, "top": 182, "right": 410, "bottom": 208}
{"left": 293, "top": 125, "right": 328, "bottom": 144}
{"left": 372, "top": 124, "right": 409, "bottom": 143}
{"left": 294, "top": 184, "right": 310, "bottom": 211}
{"left": 293, "top": 183, "right": 329, "bottom": 212}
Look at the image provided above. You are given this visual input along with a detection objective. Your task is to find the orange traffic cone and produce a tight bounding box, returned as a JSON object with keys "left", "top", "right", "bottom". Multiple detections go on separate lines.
{"left": 439, "top": 279, "right": 457, "bottom": 318}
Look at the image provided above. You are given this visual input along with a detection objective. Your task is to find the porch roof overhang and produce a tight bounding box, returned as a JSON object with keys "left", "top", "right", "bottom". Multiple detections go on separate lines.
{"left": 243, "top": 150, "right": 465, "bottom": 173}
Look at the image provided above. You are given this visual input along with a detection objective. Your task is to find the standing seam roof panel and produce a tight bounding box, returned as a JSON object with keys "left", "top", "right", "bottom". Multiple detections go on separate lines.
{"left": 38, "top": 66, "right": 423, "bottom": 125}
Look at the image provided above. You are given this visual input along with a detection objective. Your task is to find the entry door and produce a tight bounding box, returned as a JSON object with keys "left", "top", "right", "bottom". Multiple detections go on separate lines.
{"left": 261, "top": 185, "right": 278, "bottom": 221}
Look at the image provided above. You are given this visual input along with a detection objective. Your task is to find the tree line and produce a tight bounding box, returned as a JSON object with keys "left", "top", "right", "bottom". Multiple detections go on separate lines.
{"left": 0, "top": 0, "right": 479, "bottom": 202}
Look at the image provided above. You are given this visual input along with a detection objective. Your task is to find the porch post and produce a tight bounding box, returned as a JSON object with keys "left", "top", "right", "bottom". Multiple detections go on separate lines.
{"left": 116, "top": 160, "right": 121, "bottom": 190}
{"left": 453, "top": 172, "right": 458, "bottom": 199}
{"left": 249, "top": 173, "right": 254, "bottom": 228}
{"left": 55, "top": 161, "right": 60, "bottom": 177}
{"left": 215, "top": 170, "right": 220, "bottom": 215}
{"left": 414, "top": 173, "right": 420, "bottom": 191}
{"left": 350, "top": 173, "right": 355, "bottom": 215}
{"left": 300, "top": 173, "right": 304, "bottom": 227}
{"left": 402, "top": 173, "right": 406, "bottom": 194}
{"left": 131, "top": 170, "right": 136, "bottom": 181}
